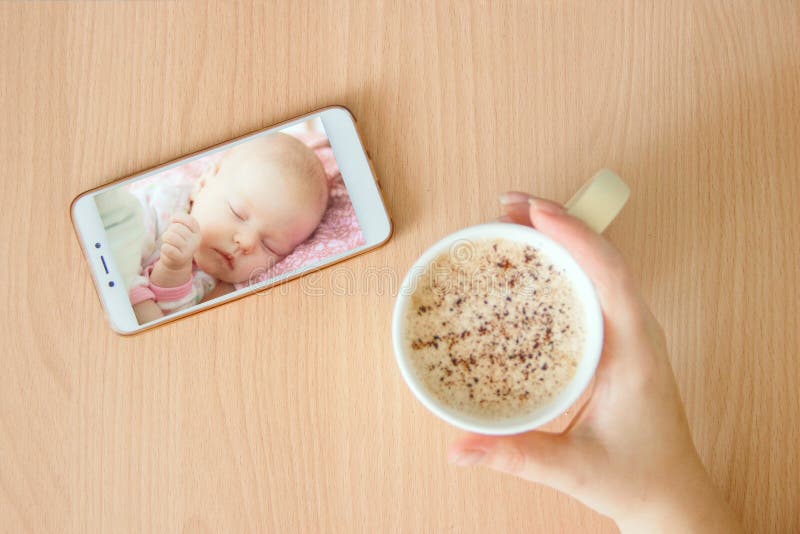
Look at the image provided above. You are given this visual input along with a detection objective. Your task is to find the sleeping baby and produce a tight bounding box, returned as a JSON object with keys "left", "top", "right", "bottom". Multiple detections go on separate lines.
{"left": 125, "top": 133, "right": 329, "bottom": 324}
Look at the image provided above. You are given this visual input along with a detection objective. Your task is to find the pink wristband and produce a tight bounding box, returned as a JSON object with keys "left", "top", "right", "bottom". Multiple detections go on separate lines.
{"left": 129, "top": 286, "right": 156, "bottom": 306}
{"left": 148, "top": 276, "right": 194, "bottom": 302}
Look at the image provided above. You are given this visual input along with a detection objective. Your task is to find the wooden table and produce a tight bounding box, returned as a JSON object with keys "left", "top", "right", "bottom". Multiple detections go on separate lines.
{"left": 2, "top": 2, "right": 798, "bottom": 532}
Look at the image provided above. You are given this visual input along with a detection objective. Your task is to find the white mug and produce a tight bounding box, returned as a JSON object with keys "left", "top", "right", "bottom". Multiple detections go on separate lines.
{"left": 391, "top": 170, "right": 630, "bottom": 435}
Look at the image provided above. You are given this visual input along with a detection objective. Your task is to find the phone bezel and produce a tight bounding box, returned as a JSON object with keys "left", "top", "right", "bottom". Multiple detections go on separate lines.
{"left": 71, "top": 106, "right": 392, "bottom": 335}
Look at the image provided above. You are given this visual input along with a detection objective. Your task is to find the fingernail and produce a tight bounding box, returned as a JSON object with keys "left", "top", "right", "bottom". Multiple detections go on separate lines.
{"left": 529, "top": 198, "right": 565, "bottom": 215}
{"left": 499, "top": 192, "right": 531, "bottom": 205}
{"left": 496, "top": 215, "right": 513, "bottom": 223}
{"left": 449, "top": 449, "right": 486, "bottom": 466}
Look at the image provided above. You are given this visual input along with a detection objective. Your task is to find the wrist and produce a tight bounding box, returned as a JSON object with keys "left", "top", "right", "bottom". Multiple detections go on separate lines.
{"left": 616, "top": 456, "right": 741, "bottom": 534}
{"left": 150, "top": 259, "right": 192, "bottom": 287}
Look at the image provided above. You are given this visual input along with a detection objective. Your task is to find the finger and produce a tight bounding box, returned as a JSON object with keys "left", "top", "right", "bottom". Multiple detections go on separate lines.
{"left": 160, "top": 243, "right": 182, "bottom": 261}
{"left": 169, "top": 223, "right": 195, "bottom": 242}
{"left": 498, "top": 192, "right": 535, "bottom": 225}
{"left": 528, "top": 199, "right": 642, "bottom": 322}
{"left": 172, "top": 212, "right": 200, "bottom": 233}
{"left": 448, "top": 431, "right": 578, "bottom": 492}
{"left": 162, "top": 230, "right": 187, "bottom": 250}
{"left": 500, "top": 201, "right": 534, "bottom": 226}
{"left": 499, "top": 191, "right": 532, "bottom": 205}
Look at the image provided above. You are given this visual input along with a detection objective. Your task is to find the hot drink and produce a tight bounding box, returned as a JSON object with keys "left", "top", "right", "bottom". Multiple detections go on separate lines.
{"left": 403, "top": 238, "right": 585, "bottom": 420}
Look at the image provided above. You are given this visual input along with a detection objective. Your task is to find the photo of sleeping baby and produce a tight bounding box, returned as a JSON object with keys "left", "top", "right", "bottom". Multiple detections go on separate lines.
{"left": 95, "top": 118, "right": 365, "bottom": 324}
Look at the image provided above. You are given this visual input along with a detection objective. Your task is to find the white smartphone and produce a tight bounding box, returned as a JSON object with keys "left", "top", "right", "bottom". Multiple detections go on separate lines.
{"left": 72, "top": 106, "right": 392, "bottom": 334}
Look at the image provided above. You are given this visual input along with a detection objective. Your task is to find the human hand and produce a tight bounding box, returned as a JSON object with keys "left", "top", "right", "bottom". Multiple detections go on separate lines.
{"left": 447, "top": 192, "right": 741, "bottom": 533}
{"left": 158, "top": 212, "right": 201, "bottom": 271}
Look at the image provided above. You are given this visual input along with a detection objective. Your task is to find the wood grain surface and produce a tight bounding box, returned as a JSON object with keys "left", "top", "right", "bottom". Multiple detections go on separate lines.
{"left": 1, "top": 1, "right": 798, "bottom": 533}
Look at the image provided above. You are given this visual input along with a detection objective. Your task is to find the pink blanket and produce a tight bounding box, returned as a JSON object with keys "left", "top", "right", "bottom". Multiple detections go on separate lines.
{"left": 126, "top": 131, "right": 365, "bottom": 289}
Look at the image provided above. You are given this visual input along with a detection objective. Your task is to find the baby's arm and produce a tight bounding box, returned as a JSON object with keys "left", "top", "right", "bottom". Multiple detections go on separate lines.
{"left": 132, "top": 280, "right": 229, "bottom": 325}
{"left": 149, "top": 213, "right": 201, "bottom": 288}
{"left": 133, "top": 299, "right": 164, "bottom": 324}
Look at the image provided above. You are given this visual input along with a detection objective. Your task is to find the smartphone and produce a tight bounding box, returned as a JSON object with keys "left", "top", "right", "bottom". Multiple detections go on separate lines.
{"left": 71, "top": 106, "right": 392, "bottom": 334}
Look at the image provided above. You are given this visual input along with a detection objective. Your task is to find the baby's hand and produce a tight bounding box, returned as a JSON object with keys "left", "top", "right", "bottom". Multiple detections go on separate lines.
{"left": 158, "top": 213, "right": 201, "bottom": 271}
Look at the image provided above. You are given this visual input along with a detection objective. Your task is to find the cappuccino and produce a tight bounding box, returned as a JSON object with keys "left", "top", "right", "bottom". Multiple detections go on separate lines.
{"left": 404, "top": 238, "right": 585, "bottom": 421}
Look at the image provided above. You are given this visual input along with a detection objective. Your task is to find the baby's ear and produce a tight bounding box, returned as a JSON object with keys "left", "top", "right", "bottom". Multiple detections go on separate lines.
{"left": 191, "top": 162, "right": 219, "bottom": 201}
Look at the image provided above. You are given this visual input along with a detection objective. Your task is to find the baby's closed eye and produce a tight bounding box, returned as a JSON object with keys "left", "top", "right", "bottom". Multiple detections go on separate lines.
{"left": 228, "top": 202, "right": 244, "bottom": 220}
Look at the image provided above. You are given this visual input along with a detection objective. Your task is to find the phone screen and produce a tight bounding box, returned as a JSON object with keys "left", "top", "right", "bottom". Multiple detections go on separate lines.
{"left": 94, "top": 116, "right": 366, "bottom": 325}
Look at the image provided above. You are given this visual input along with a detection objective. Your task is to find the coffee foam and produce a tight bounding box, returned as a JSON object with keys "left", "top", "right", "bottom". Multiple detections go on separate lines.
{"left": 404, "top": 238, "right": 585, "bottom": 421}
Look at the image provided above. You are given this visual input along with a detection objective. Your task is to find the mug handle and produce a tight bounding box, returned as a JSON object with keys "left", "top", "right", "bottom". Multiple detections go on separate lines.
{"left": 565, "top": 169, "right": 630, "bottom": 233}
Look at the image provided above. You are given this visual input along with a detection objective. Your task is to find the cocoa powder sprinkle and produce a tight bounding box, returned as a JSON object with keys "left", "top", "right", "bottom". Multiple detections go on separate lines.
{"left": 404, "top": 238, "right": 584, "bottom": 421}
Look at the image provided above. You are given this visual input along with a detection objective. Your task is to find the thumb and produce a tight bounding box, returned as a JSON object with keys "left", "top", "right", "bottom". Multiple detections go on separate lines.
{"left": 448, "top": 431, "right": 579, "bottom": 490}
{"left": 528, "top": 198, "right": 642, "bottom": 324}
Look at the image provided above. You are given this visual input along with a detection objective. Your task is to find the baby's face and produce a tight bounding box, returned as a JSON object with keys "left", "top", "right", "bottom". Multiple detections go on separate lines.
{"left": 189, "top": 134, "right": 328, "bottom": 283}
